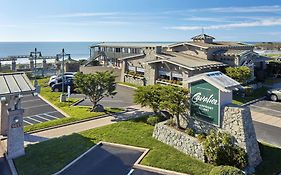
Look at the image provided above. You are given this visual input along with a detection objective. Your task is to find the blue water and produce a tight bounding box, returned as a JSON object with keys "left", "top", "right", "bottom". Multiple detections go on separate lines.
{"left": 0, "top": 41, "right": 258, "bottom": 64}
{"left": 0, "top": 42, "right": 95, "bottom": 63}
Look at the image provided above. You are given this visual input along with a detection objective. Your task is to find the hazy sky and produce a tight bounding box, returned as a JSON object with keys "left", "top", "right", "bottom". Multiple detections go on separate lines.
{"left": 0, "top": 0, "right": 281, "bottom": 42}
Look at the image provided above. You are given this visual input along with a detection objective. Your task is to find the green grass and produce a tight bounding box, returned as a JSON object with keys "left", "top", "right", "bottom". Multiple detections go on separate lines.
{"left": 118, "top": 82, "right": 139, "bottom": 88}
{"left": 24, "top": 78, "right": 123, "bottom": 132}
{"left": 232, "top": 87, "right": 268, "bottom": 105}
{"left": 263, "top": 54, "right": 281, "bottom": 58}
{"left": 15, "top": 120, "right": 281, "bottom": 175}
{"left": 15, "top": 121, "right": 214, "bottom": 175}
{"left": 256, "top": 143, "right": 281, "bottom": 175}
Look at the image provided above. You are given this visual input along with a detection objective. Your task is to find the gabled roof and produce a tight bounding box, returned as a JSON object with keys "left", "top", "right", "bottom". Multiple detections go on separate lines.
{"left": 191, "top": 34, "right": 215, "bottom": 40}
{"left": 147, "top": 52, "right": 226, "bottom": 70}
{"left": 186, "top": 71, "right": 241, "bottom": 92}
{"left": 0, "top": 73, "right": 35, "bottom": 97}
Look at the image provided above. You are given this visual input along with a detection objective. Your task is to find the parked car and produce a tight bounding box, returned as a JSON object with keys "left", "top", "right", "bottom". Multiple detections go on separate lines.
{"left": 267, "top": 88, "right": 281, "bottom": 101}
{"left": 51, "top": 78, "right": 75, "bottom": 92}
{"left": 48, "top": 72, "right": 77, "bottom": 84}
{"left": 48, "top": 74, "right": 75, "bottom": 87}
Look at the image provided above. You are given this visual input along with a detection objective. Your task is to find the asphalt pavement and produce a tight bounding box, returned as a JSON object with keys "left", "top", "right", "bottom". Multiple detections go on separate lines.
{"left": 57, "top": 144, "right": 160, "bottom": 175}
{"left": 22, "top": 95, "right": 65, "bottom": 126}
{"left": 72, "top": 85, "right": 135, "bottom": 108}
{"left": 250, "top": 100, "right": 281, "bottom": 147}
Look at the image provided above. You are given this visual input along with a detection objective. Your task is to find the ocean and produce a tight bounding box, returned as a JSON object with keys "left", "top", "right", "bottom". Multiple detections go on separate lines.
{"left": 0, "top": 41, "right": 261, "bottom": 64}
{"left": 0, "top": 42, "right": 95, "bottom": 64}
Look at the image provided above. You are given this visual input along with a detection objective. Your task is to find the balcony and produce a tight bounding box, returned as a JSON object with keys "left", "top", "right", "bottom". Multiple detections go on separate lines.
{"left": 156, "top": 78, "right": 183, "bottom": 87}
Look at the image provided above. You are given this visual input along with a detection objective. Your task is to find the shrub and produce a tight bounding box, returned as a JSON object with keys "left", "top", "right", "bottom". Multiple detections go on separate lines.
{"left": 197, "top": 133, "right": 207, "bottom": 142}
{"left": 147, "top": 116, "right": 159, "bottom": 126}
{"left": 203, "top": 131, "right": 247, "bottom": 169}
{"left": 209, "top": 166, "right": 244, "bottom": 175}
{"left": 185, "top": 128, "right": 195, "bottom": 137}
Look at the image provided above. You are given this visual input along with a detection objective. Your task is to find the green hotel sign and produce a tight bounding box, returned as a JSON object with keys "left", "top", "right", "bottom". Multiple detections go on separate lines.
{"left": 190, "top": 80, "right": 220, "bottom": 126}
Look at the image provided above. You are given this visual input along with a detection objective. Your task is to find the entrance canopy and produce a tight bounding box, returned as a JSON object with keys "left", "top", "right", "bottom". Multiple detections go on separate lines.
{"left": 0, "top": 72, "right": 35, "bottom": 97}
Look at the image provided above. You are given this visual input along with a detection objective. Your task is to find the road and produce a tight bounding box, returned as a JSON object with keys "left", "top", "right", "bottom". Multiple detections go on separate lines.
{"left": 22, "top": 95, "right": 65, "bottom": 126}
{"left": 250, "top": 100, "right": 281, "bottom": 147}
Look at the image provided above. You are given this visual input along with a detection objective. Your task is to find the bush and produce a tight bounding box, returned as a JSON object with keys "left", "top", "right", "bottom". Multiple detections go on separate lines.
{"left": 203, "top": 131, "right": 247, "bottom": 169}
{"left": 147, "top": 116, "right": 159, "bottom": 126}
{"left": 197, "top": 133, "right": 207, "bottom": 142}
{"left": 185, "top": 128, "right": 195, "bottom": 137}
{"left": 209, "top": 166, "right": 244, "bottom": 175}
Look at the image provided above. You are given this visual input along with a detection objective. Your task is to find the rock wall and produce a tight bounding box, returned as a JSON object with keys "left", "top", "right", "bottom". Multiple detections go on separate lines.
{"left": 124, "top": 75, "right": 145, "bottom": 86}
{"left": 222, "top": 105, "right": 262, "bottom": 168}
{"left": 153, "top": 122, "right": 205, "bottom": 161}
{"left": 156, "top": 105, "right": 262, "bottom": 169}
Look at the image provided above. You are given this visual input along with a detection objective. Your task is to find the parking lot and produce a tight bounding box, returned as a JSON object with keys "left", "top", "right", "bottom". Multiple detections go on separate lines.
{"left": 72, "top": 85, "right": 135, "bottom": 108}
{"left": 22, "top": 95, "right": 65, "bottom": 126}
{"left": 56, "top": 143, "right": 164, "bottom": 175}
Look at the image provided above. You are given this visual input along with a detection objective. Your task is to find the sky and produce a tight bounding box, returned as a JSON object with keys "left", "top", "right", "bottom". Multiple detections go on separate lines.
{"left": 0, "top": 0, "right": 281, "bottom": 42}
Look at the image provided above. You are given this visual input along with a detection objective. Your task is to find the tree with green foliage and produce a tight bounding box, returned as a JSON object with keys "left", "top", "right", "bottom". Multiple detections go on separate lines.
{"left": 160, "top": 86, "right": 189, "bottom": 129}
{"left": 134, "top": 85, "right": 164, "bottom": 115}
{"left": 74, "top": 71, "right": 117, "bottom": 112}
{"left": 225, "top": 66, "right": 251, "bottom": 84}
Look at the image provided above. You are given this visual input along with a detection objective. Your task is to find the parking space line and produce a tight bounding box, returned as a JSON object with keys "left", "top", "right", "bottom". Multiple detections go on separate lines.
{"left": 24, "top": 111, "right": 58, "bottom": 118}
{"left": 23, "top": 120, "right": 33, "bottom": 125}
{"left": 22, "top": 99, "right": 42, "bottom": 103}
{"left": 44, "top": 114, "right": 60, "bottom": 119}
{"left": 27, "top": 117, "right": 42, "bottom": 123}
{"left": 35, "top": 115, "right": 51, "bottom": 121}
{"left": 127, "top": 169, "right": 134, "bottom": 175}
{"left": 24, "top": 104, "right": 50, "bottom": 109}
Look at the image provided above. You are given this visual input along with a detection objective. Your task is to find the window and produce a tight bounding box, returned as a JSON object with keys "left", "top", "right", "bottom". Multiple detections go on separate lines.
{"left": 116, "top": 48, "right": 121, "bottom": 52}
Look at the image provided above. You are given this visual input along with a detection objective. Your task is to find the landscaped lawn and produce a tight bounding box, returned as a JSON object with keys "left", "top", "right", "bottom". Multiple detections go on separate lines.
{"left": 24, "top": 78, "right": 122, "bottom": 132}
{"left": 15, "top": 121, "right": 214, "bottom": 175}
{"left": 232, "top": 87, "right": 268, "bottom": 105}
{"left": 15, "top": 120, "right": 281, "bottom": 175}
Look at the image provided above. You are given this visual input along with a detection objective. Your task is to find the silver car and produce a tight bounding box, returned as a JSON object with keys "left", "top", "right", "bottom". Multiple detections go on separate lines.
{"left": 267, "top": 88, "right": 281, "bottom": 101}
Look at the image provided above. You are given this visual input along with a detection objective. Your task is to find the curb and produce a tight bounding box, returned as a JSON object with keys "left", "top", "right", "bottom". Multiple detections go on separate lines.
{"left": 38, "top": 94, "right": 71, "bottom": 118}
{"left": 71, "top": 98, "right": 85, "bottom": 106}
{"left": 5, "top": 154, "right": 18, "bottom": 175}
{"left": 53, "top": 142, "right": 189, "bottom": 175}
{"left": 117, "top": 83, "right": 138, "bottom": 90}
{"left": 242, "top": 96, "right": 266, "bottom": 107}
{"left": 25, "top": 110, "right": 127, "bottom": 135}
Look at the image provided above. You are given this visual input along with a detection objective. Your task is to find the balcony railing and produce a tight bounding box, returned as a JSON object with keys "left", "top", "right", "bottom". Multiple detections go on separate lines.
{"left": 156, "top": 79, "right": 183, "bottom": 87}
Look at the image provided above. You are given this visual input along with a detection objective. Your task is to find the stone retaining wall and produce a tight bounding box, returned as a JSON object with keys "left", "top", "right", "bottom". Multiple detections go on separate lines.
{"left": 153, "top": 122, "right": 205, "bottom": 161}
{"left": 124, "top": 75, "right": 145, "bottom": 86}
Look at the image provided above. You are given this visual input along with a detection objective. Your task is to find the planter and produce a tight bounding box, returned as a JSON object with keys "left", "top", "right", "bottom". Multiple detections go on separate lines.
{"left": 153, "top": 121, "right": 205, "bottom": 161}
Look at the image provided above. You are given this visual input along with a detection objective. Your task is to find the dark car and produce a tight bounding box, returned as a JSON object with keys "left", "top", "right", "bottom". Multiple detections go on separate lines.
{"left": 51, "top": 78, "right": 75, "bottom": 92}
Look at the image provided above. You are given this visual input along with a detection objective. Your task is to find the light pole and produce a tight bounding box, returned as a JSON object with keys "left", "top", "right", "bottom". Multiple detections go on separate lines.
{"left": 30, "top": 48, "right": 42, "bottom": 87}
{"left": 56, "top": 48, "right": 71, "bottom": 102}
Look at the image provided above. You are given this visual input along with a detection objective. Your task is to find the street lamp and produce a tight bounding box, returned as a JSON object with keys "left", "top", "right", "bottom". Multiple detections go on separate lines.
{"left": 30, "top": 48, "right": 42, "bottom": 87}
{"left": 56, "top": 48, "right": 71, "bottom": 102}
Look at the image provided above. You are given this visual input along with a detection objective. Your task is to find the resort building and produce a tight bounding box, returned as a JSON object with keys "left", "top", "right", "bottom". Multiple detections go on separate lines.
{"left": 89, "top": 34, "right": 268, "bottom": 87}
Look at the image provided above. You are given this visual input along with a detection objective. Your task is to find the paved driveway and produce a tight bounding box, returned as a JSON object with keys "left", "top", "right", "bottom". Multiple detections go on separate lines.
{"left": 56, "top": 143, "right": 164, "bottom": 175}
{"left": 250, "top": 100, "right": 281, "bottom": 118}
{"left": 22, "top": 95, "right": 65, "bottom": 126}
{"left": 72, "top": 85, "right": 135, "bottom": 108}
{"left": 250, "top": 100, "right": 281, "bottom": 147}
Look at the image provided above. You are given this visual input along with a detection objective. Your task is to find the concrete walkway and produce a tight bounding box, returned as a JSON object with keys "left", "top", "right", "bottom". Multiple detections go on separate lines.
{"left": 251, "top": 110, "right": 281, "bottom": 129}
{"left": 24, "top": 105, "right": 152, "bottom": 145}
